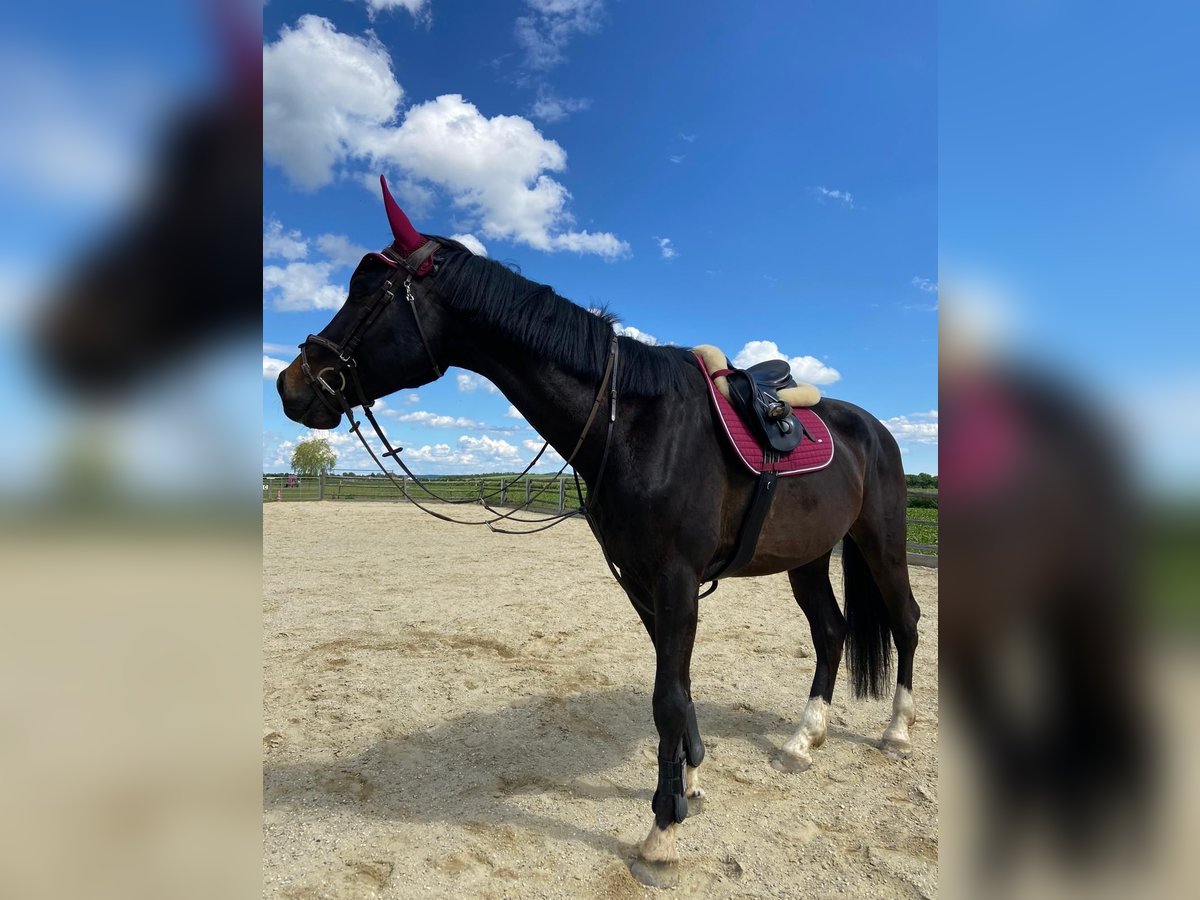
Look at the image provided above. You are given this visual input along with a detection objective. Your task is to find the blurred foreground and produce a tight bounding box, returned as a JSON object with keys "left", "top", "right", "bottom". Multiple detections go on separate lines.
{"left": 940, "top": 301, "right": 1198, "bottom": 898}
{"left": 940, "top": 3, "right": 1198, "bottom": 894}
{"left": 0, "top": 2, "right": 262, "bottom": 899}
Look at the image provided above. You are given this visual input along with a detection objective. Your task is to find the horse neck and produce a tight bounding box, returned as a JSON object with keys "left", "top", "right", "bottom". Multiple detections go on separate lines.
{"left": 446, "top": 325, "right": 615, "bottom": 483}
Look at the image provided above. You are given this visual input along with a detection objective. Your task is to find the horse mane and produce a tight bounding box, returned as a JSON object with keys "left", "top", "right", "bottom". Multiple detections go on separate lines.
{"left": 430, "top": 239, "right": 696, "bottom": 397}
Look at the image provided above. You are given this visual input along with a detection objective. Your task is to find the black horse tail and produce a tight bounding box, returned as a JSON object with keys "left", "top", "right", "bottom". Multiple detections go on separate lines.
{"left": 842, "top": 534, "right": 894, "bottom": 700}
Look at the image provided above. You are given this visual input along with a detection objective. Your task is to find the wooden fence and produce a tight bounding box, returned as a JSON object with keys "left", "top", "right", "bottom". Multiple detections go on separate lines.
{"left": 264, "top": 474, "right": 938, "bottom": 568}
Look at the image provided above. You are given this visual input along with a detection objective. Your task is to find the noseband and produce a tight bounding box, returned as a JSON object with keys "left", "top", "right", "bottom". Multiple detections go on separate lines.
{"left": 299, "top": 241, "right": 442, "bottom": 419}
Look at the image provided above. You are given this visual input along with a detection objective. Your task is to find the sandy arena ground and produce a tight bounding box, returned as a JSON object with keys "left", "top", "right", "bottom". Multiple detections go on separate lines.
{"left": 264, "top": 502, "right": 938, "bottom": 898}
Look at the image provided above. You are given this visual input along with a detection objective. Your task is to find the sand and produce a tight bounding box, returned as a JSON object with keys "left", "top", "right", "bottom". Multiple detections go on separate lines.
{"left": 263, "top": 501, "right": 938, "bottom": 898}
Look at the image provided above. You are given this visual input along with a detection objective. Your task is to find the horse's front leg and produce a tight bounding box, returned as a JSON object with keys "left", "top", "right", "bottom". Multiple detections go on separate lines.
{"left": 639, "top": 566, "right": 700, "bottom": 864}
{"left": 629, "top": 591, "right": 706, "bottom": 804}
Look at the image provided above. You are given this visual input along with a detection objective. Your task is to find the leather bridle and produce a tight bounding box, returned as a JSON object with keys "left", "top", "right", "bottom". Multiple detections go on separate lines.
{"left": 295, "top": 237, "right": 621, "bottom": 534}
{"left": 299, "top": 241, "right": 441, "bottom": 421}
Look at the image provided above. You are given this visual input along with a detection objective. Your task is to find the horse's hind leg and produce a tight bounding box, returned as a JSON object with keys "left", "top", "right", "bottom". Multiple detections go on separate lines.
{"left": 845, "top": 523, "right": 921, "bottom": 759}
{"left": 774, "top": 551, "right": 847, "bottom": 773}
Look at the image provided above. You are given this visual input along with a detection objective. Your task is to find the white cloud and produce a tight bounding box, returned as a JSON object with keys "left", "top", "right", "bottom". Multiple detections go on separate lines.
{"left": 262, "top": 222, "right": 372, "bottom": 310}
{"left": 263, "top": 342, "right": 295, "bottom": 356}
{"left": 459, "top": 434, "right": 521, "bottom": 458}
{"left": 522, "top": 439, "right": 563, "bottom": 464}
{"left": 403, "top": 442, "right": 455, "bottom": 463}
{"left": 263, "top": 355, "right": 290, "bottom": 379}
{"left": 362, "top": 1, "right": 430, "bottom": 21}
{"left": 814, "top": 186, "right": 855, "bottom": 208}
{"left": 654, "top": 236, "right": 677, "bottom": 260}
{"left": 263, "top": 261, "right": 344, "bottom": 311}
{"left": 363, "top": 93, "right": 628, "bottom": 257}
{"left": 264, "top": 18, "right": 626, "bottom": 258}
{"left": 515, "top": 0, "right": 604, "bottom": 71}
{"left": 263, "top": 219, "right": 308, "bottom": 260}
{"left": 268, "top": 438, "right": 295, "bottom": 469}
{"left": 406, "top": 393, "right": 421, "bottom": 404}
{"left": 315, "top": 233, "right": 370, "bottom": 268}
{"left": 882, "top": 410, "right": 938, "bottom": 445}
{"left": 405, "top": 433, "right": 522, "bottom": 467}
{"left": 905, "top": 277, "right": 939, "bottom": 311}
{"left": 263, "top": 15, "right": 403, "bottom": 190}
{"left": 449, "top": 233, "right": 488, "bottom": 257}
{"left": 680, "top": 133, "right": 697, "bottom": 143}
{"left": 614, "top": 323, "right": 659, "bottom": 346}
{"left": 787, "top": 356, "right": 842, "bottom": 385}
{"left": 530, "top": 92, "right": 591, "bottom": 123}
{"left": 455, "top": 372, "right": 501, "bottom": 394}
{"left": 732, "top": 340, "right": 842, "bottom": 386}
{"left": 385, "top": 406, "right": 524, "bottom": 433}
{"left": 668, "top": 154, "right": 685, "bottom": 164}
{"left": 391, "top": 410, "right": 481, "bottom": 429}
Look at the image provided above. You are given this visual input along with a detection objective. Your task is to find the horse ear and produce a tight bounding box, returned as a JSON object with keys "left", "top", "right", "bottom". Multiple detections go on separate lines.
{"left": 380, "top": 174, "right": 425, "bottom": 255}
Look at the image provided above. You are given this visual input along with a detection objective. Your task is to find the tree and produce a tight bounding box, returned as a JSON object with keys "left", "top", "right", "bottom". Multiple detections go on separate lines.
{"left": 291, "top": 437, "right": 337, "bottom": 477}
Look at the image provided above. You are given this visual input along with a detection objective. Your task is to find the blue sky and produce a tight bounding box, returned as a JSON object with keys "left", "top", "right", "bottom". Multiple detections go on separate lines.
{"left": 263, "top": 0, "right": 938, "bottom": 474}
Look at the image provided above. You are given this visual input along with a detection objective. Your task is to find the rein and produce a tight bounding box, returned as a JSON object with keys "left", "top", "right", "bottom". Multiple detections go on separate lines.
{"left": 297, "top": 241, "right": 621, "bottom": 534}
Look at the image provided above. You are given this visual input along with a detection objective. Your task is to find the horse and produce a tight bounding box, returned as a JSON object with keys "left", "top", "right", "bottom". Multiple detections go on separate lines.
{"left": 276, "top": 176, "right": 922, "bottom": 865}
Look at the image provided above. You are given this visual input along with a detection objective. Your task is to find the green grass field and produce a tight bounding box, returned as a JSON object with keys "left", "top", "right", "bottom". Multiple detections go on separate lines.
{"left": 906, "top": 505, "right": 940, "bottom": 554}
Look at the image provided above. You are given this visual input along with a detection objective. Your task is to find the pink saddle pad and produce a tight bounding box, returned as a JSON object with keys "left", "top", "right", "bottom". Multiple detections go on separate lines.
{"left": 696, "top": 352, "right": 835, "bottom": 477}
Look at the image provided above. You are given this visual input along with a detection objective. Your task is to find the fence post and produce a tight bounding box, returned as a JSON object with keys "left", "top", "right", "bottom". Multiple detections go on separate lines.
{"left": 318, "top": 472, "right": 325, "bottom": 500}
{"left": 499, "top": 478, "right": 507, "bottom": 506}
{"left": 402, "top": 475, "right": 408, "bottom": 500}
{"left": 558, "top": 476, "right": 566, "bottom": 512}
{"left": 524, "top": 479, "right": 531, "bottom": 507}
{"left": 479, "top": 480, "right": 485, "bottom": 505}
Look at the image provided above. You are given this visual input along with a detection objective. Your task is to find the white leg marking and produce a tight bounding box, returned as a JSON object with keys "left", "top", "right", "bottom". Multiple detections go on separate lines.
{"left": 685, "top": 764, "right": 703, "bottom": 798}
{"left": 640, "top": 822, "right": 679, "bottom": 863}
{"left": 881, "top": 685, "right": 916, "bottom": 757}
{"left": 774, "top": 697, "right": 828, "bottom": 772}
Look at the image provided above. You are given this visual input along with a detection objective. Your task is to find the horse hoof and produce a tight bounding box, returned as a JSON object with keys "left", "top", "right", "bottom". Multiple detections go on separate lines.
{"left": 629, "top": 858, "right": 680, "bottom": 889}
{"left": 687, "top": 786, "right": 705, "bottom": 800}
{"left": 639, "top": 823, "right": 679, "bottom": 864}
{"left": 880, "top": 738, "right": 912, "bottom": 760}
{"left": 771, "top": 750, "right": 812, "bottom": 773}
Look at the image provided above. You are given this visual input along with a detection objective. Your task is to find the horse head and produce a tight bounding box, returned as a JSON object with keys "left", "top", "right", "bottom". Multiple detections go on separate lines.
{"left": 277, "top": 176, "right": 469, "bottom": 429}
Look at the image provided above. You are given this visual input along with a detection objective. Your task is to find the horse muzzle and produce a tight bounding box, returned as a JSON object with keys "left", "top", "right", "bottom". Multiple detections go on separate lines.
{"left": 277, "top": 365, "right": 342, "bottom": 429}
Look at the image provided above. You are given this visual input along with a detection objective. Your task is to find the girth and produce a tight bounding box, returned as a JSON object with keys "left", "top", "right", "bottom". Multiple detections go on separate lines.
{"left": 699, "top": 469, "right": 778, "bottom": 596}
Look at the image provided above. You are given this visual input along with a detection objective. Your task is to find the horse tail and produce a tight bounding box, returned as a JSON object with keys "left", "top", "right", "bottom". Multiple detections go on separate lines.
{"left": 842, "top": 534, "right": 893, "bottom": 700}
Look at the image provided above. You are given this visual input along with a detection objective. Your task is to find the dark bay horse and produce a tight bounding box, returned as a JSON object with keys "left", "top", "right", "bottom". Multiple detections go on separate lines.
{"left": 277, "top": 178, "right": 921, "bottom": 864}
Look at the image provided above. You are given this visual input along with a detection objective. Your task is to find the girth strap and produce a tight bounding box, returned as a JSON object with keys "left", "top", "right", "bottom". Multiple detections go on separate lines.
{"left": 700, "top": 469, "right": 779, "bottom": 593}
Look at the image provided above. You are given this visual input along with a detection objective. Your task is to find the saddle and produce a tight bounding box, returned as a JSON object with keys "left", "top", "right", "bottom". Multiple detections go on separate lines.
{"left": 691, "top": 345, "right": 831, "bottom": 591}
{"left": 693, "top": 345, "right": 819, "bottom": 455}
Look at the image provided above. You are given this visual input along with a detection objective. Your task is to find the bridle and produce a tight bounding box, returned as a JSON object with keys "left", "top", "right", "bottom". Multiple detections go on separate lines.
{"left": 299, "top": 241, "right": 441, "bottom": 421}
{"left": 295, "top": 238, "right": 621, "bottom": 534}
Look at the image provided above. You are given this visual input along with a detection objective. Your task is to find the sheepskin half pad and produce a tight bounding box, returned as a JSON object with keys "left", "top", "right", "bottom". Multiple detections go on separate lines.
{"left": 695, "top": 352, "right": 835, "bottom": 477}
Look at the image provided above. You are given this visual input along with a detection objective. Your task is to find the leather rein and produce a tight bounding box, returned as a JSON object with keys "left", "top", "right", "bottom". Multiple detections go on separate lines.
{"left": 297, "top": 240, "right": 620, "bottom": 533}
